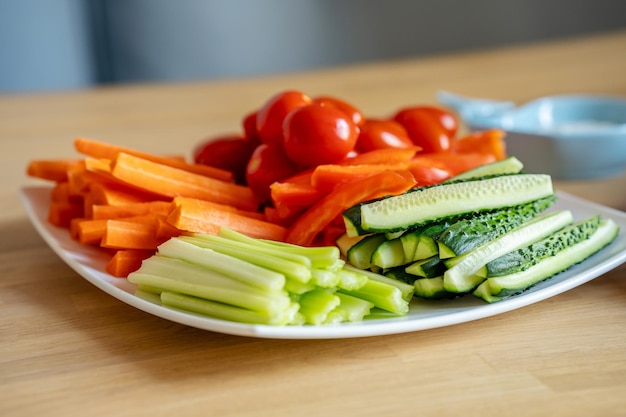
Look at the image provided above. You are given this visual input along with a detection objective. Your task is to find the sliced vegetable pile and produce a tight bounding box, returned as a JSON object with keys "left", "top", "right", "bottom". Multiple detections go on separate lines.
{"left": 25, "top": 90, "right": 620, "bottom": 326}
{"left": 338, "top": 159, "right": 619, "bottom": 302}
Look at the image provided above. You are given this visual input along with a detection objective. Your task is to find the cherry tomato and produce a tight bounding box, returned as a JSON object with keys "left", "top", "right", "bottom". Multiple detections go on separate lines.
{"left": 245, "top": 144, "right": 302, "bottom": 203}
{"left": 193, "top": 135, "right": 257, "bottom": 184}
{"left": 255, "top": 90, "right": 312, "bottom": 148}
{"left": 393, "top": 107, "right": 455, "bottom": 153}
{"left": 313, "top": 95, "right": 365, "bottom": 127}
{"left": 355, "top": 119, "right": 414, "bottom": 152}
{"left": 242, "top": 111, "right": 262, "bottom": 147}
{"left": 282, "top": 104, "right": 359, "bottom": 167}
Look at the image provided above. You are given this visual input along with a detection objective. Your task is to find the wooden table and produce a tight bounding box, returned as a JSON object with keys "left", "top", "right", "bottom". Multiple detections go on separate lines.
{"left": 2, "top": 29, "right": 626, "bottom": 417}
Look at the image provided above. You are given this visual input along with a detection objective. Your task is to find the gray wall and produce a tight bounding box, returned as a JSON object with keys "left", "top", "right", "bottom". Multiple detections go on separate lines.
{"left": 2, "top": 0, "right": 626, "bottom": 93}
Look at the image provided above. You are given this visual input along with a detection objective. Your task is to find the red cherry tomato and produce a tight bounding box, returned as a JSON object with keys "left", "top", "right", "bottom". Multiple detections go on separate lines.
{"left": 242, "top": 110, "right": 262, "bottom": 147}
{"left": 255, "top": 90, "right": 312, "bottom": 148}
{"left": 355, "top": 119, "right": 414, "bottom": 152}
{"left": 393, "top": 107, "right": 456, "bottom": 153}
{"left": 282, "top": 104, "right": 359, "bottom": 167}
{"left": 313, "top": 96, "right": 365, "bottom": 127}
{"left": 245, "top": 143, "right": 302, "bottom": 203}
{"left": 193, "top": 135, "right": 257, "bottom": 184}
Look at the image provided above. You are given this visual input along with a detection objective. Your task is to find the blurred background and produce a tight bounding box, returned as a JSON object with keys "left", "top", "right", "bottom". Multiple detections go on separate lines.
{"left": 2, "top": 0, "right": 626, "bottom": 94}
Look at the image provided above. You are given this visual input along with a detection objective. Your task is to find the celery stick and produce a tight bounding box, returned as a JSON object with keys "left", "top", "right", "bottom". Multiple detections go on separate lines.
{"left": 192, "top": 232, "right": 311, "bottom": 267}
{"left": 335, "top": 292, "right": 375, "bottom": 322}
{"left": 134, "top": 289, "right": 162, "bottom": 304}
{"left": 336, "top": 268, "right": 368, "bottom": 291}
{"left": 343, "top": 265, "right": 415, "bottom": 301}
{"left": 129, "top": 273, "right": 291, "bottom": 315}
{"left": 298, "top": 289, "right": 341, "bottom": 325}
{"left": 365, "top": 308, "right": 405, "bottom": 320}
{"left": 256, "top": 239, "right": 342, "bottom": 269}
{"left": 284, "top": 278, "right": 317, "bottom": 295}
{"left": 156, "top": 238, "right": 286, "bottom": 290}
{"left": 161, "top": 292, "right": 299, "bottom": 325}
{"left": 324, "top": 309, "right": 347, "bottom": 324}
{"left": 340, "top": 280, "right": 409, "bottom": 315}
{"left": 182, "top": 236, "right": 311, "bottom": 283}
{"left": 310, "top": 268, "right": 341, "bottom": 288}
{"left": 137, "top": 255, "right": 279, "bottom": 294}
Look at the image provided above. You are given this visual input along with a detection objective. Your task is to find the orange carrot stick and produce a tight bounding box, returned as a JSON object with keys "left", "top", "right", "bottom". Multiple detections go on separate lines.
{"left": 87, "top": 181, "right": 163, "bottom": 206}
{"left": 74, "top": 218, "right": 108, "bottom": 245}
{"left": 74, "top": 137, "right": 234, "bottom": 182}
{"left": 167, "top": 202, "right": 288, "bottom": 241}
{"left": 285, "top": 169, "right": 417, "bottom": 246}
{"left": 26, "top": 159, "right": 82, "bottom": 182}
{"left": 100, "top": 219, "right": 160, "bottom": 250}
{"left": 105, "top": 249, "right": 155, "bottom": 278}
{"left": 172, "top": 196, "right": 266, "bottom": 220}
{"left": 110, "top": 152, "right": 258, "bottom": 211}
{"left": 91, "top": 200, "right": 173, "bottom": 220}
{"left": 48, "top": 201, "right": 84, "bottom": 228}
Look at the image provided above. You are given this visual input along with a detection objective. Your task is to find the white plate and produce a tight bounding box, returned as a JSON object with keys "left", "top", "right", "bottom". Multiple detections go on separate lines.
{"left": 20, "top": 186, "right": 626, "bottom": 339}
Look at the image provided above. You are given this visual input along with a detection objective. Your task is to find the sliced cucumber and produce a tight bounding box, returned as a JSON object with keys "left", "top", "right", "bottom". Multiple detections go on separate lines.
{"left": 405, "top": 255, "right": 446, "bottom": 278}
{"left": 371, "top": 238, "right": 406, "bottom": 269}
{"left": 474, "top": 218, "right": 619, "bottom": 302}
{"left": 443, "top": 210, "right": 574, "bottom": 293}
{"left": 486, "top": 215, "right": 602, "bottom": 277}
{"left": 447, "top": 156, "right": 524, "bottom": 181}
{"left": 413, "top": 276, "right": 459, "bottom": 300}
{"left": 436, "top": 196, "right": 556, "bottom": 259}
{"left": 336, "top": 233, "right": 364, "bottom": 258}
{"left": 346, "top": 234, "right": 386, "bottom": 269}
{"left": 350, "top": 174, "right": 554, "bottom": 235}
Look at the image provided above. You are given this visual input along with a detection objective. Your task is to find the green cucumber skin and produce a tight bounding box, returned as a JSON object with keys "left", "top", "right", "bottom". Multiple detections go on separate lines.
{"left": 405, "top": 256, "right": 446, "bottom": 278}
{"left": 475, "top": 218, "right": 619, "bottom": 302}
{"left": 486, "top": 215, "right": 601, "bottom": 277}
{"left": 436, "top": 196, "right": 556, "bottom": 259}
{"left": 413, "top": 276, "right": 460, "bottom": 300}
{"left": 357, "top": 174, "right": 554, "bottom": 234}
{"left": 442, "top": 210, "right": 574, "bottom": 294}
{"left": 347, "top": 234, "right": 386, "bottom": 269}
{"left": 371, "top": 238, "right": 406, "bottom": 269}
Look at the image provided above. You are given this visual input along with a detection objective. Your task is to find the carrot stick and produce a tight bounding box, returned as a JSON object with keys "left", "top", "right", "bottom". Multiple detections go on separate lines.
{"left": 91, "top": 200, "right": 172, "bottom": 220}
{"left": 105, "top": 249, "right": 154, "bottom": 278}
{"left": 74, "top": 137, "right": 234, "bottom": 182}
{"left": 341, "top": 147, "right": 421, "bottom": 165}
{"left": 285, "top": 169, "right": 417, "bottom": 246}
{"left": 51, "top": 182, "right": 82, "bottom": 204}
{"left": 48, "top": 201, "right": 84, "bottom": 228}
{"left": 110, "top": 152, "right": 258, "bottom": 211}
{"left": 100, "top": 219, "right": 160, "bottom": 250}
{"left": 87, "top": 181, "right": 163, "bottom": 206}
{"left": 167, "top": 201, "right": 288, "bottom": 241}
{"left": 26, "top": 159, "right": 82, "bottom": 182}
{"left": 172, "top": 196, "right": 266, "bottom": 220}
{"left": 74, "top": 218, "right": 108, "bottom": 245}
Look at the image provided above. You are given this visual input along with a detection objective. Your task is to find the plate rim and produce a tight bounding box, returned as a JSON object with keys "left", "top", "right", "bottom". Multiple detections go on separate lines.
{"left": 19, "top": 185, "right": 626, "bottom": 339}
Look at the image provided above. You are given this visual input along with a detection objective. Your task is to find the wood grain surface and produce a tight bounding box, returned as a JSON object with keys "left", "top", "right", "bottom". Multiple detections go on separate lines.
{"left": 2, "top": 29, "right": 626, "bottom": 417}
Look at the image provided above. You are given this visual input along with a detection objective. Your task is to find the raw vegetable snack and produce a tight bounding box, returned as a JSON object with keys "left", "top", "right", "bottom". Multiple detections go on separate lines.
{"left": 26, "top": 90, "right": 618, "bottom": 325}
